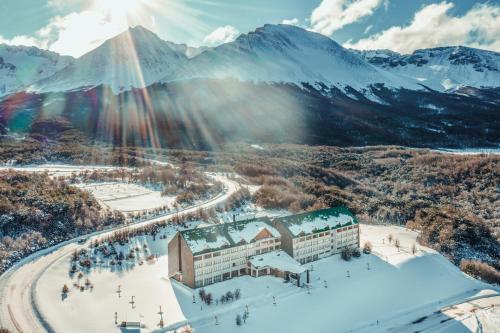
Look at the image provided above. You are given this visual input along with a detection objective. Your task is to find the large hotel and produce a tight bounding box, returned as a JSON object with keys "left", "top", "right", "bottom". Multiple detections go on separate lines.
{"left": 168, "top": 207, "right": 359, "bottom": 288}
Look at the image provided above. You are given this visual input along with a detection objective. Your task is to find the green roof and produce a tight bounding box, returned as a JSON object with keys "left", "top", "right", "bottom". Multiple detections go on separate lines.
{"left": 273, "top": 207, "right": 357, "bottom": 238}
{"left": 180, "top": 217, "right": 279, "bottom": 256}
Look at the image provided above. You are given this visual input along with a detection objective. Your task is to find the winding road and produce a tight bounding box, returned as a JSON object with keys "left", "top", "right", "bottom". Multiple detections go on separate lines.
{"left": 0, "top": 174, "right": 240, "bottom": 333}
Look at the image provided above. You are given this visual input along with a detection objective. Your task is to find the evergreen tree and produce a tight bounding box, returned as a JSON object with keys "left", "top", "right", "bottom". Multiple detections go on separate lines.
{"left": 234, "top": 288, "right": 241, "bottom": 300}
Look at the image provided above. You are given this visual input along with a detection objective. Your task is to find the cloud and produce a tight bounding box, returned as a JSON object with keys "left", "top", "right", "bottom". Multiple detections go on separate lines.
{"left": 363, "top": 25, "right": 373, "bottom": 34}
{"left": 282, "top": 18, "right": 300, "bottom": 26}
{"left": 310, "top": 0, "right": 384, "bottom": 36}
{"left": 344, "top": 2, "right": 500, "bottom": 53}
{"left": 42, "top": 11, "right": 130, "bottom": 57}
{"left": 0, "top": 35, "right": 46, "bottom": 48}
{"left": 0, "top": 1, "right": 159, "bottom": 58}
{"left": 203, "top": 25, "right": 240, "bottom": 46}
{"left": 0, "top": 11, "right": 128, "bottom": 57}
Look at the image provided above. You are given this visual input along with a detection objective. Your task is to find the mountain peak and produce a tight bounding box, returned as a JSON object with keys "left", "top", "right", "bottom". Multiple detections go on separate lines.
{"left": 31, "top": 24, "right": 190, "bottom": 93}
{"left": 127, "top": 25, "right": 156, "bottom": 36}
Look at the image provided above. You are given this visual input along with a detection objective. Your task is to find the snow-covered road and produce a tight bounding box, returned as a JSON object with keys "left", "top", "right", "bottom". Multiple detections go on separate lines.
{"left": 0, "top": 174, "right": 240, "bottom": 333}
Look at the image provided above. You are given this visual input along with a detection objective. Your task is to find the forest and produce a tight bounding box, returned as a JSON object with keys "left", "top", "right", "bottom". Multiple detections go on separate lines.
{"left": 0, "top": 135, "right": 498, "bottom": 281}
{"left": 0, "top": 171, "right": 125, "bottom": 273}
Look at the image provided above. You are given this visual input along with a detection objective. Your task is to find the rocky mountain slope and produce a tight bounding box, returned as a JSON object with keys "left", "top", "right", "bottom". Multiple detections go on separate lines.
{"left": 355, "top": 46, "right": 500, "bottom": 91}
{"left": 0, "top": 25, "right": 498, "bottom": 149}
{"left": 173, "top": 24, "right": 418, "bottom": 92}
{"left": 32, "top": 26, "right": 194, "bottom": 93}
{"left": 0, "top": 45, "right": 72, "bottom": 97}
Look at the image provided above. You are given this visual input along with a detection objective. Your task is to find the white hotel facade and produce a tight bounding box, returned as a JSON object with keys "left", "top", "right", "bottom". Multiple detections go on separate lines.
{"left": 169, "top": 207, "right": 359, "bottom": 288}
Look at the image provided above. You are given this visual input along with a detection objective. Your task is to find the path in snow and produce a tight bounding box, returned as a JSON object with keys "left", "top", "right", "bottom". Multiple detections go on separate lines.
{"left": 0, "top": 172, "right": 240, "bottom": 333}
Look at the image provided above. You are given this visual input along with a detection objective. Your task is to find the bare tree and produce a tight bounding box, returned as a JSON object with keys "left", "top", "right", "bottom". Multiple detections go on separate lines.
{"left": 411, "top": 243, "right": 417, "bottom": 255}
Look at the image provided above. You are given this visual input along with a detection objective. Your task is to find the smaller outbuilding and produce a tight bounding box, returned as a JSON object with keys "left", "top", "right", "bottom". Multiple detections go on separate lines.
{"left": 248, "top": 250, "right": 308, "bottom": 286}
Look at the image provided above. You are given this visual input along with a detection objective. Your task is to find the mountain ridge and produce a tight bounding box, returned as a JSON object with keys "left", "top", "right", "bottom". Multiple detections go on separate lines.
{"left": 354, "top": 46, "right": 500, "bottom": 91}
{"left": 1, "top": 24, "right": 499, "bottom": 98}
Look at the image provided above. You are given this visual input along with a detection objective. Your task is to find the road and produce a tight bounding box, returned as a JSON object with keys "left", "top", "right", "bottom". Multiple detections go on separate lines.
{"left": 0, "top": 174, "right": 240, "bottom": 333}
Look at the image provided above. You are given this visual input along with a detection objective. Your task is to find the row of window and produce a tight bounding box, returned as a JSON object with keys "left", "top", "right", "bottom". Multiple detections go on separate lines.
{"left": 194, "top": 245, "right": 281, "bottom": 271}
{"left": 194, "top": 240, "right": 281, "bottom": 262}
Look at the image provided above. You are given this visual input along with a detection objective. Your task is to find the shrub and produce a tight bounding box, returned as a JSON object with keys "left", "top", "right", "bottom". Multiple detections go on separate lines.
{"left": 235, "top": 314, "right": 242, "bottom": 326}
{"left": 460, "top": 259, "right": 500, "bottom": 284}
{"left": 363, "top": 241, "right": 372, "bottom": 254}
{"left": 62, "top": 284, "right": 69, "bottom": 294}
{"left": 341, "top": 247, "right": 352, "bottom": 261}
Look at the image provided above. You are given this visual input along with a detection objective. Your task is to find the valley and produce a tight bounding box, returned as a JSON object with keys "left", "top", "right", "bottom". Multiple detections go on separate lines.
{"left": 0, "top": 5, "right": 499, "bottom": 333}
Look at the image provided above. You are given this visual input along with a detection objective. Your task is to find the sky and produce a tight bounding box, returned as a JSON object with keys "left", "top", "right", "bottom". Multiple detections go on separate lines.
{"left": 0, "top": 0, "right": 498, "bottom": 58}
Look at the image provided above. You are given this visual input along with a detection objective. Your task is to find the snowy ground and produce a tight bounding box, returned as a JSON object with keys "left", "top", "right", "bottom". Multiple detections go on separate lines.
{"left": 36, "top": 222, "right": 200, "bottom": 333}
{"left": 173, "top": 225, "right": 499, "bottom": 333}
{"left": 434, "top": 148, "right": 500, "bottom": 155}
{"left": 0, "top": 163, "right": 123, "bottom": 177}
{"left": 35, "top": 223, "right": 500, "bottom": 333}
{"left": 217, "top": 202, "right": 288, "bottom": 223}
{"left": 76, "top": 182, "right": 176, "bottom": 212}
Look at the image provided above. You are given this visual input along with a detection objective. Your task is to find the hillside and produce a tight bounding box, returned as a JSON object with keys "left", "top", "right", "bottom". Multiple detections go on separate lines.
{"left": 1, "top": 80, "right": 498, "bottom": 148}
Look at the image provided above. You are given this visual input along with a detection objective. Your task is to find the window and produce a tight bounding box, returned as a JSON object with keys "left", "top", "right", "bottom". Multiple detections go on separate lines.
{"left": 194, "top": 256, "right": 202, "bottom": 262}
{"left": 204, "top": 254, "right": 212, "bottom": 259}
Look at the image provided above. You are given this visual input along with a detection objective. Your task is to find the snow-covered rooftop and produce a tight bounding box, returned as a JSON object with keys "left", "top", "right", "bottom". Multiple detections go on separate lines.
{"left": 181, "top": 226, "right": 232, "bottom": 255}
{"left": 226, "top": 220, "right": 280, "bottom": 244}
{"left": 249, "top": 250, "right": 305, "bottom": 274}
{"left": 274, "top": 207, "right": 357, "bottom": 238}
{"left": 180, "top": 217, "right": 278, "bottom": 255}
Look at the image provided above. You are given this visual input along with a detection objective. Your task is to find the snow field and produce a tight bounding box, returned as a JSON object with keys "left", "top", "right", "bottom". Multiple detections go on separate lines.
{"left": 36, "top": 222, "right": 200, "bottom": 333}
{"left": 173, "top": 225, "right": 496, "bottom": 333}
{"left": 34, "top": 223, "right": 499, "bottom": 333}
{"left": 0, "top": 164, "right": 123, "bottom": 177}
{"left": 76, "top": 182, "right": 177, "bottom": 212}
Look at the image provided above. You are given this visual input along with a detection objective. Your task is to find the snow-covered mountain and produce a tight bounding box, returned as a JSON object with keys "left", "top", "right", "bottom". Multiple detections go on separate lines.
{"left": 0, "top": 44, "right": 72, "bottom": 97}
{"left": 32, "top": 26, "right": 192, "bottom": 93}
{"left": 29, "top": 24, "right": 420, "bottom": 95}
{"left": 2, "top": 25, "right": 499, "bottom": 97}
{"left": 171, "top": 24, "right": 419, "bottom": 91}
{"left": 354, "top": 46, "right": 500, "bottom": 91}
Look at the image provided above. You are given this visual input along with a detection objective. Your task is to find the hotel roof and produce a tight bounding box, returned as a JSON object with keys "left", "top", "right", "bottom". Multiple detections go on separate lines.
{"left": 180, "top": 217, "right": 280, "bottom": 255}
{"left": 249, "top": 250, "right": 305, "bottom": 274}
{"left": 273, "top": 207, "right": 357, "bottom": 238}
